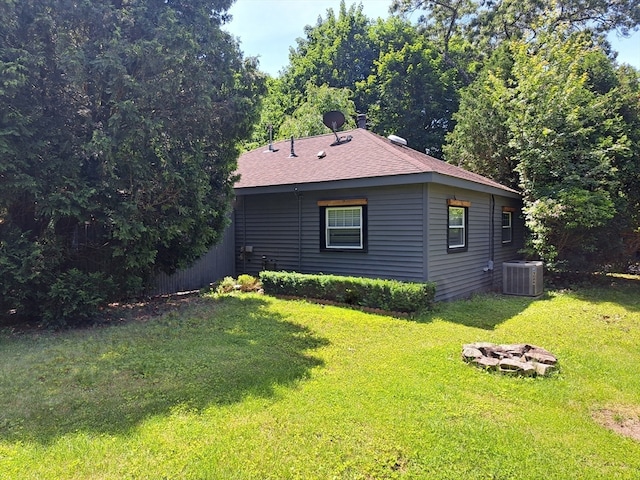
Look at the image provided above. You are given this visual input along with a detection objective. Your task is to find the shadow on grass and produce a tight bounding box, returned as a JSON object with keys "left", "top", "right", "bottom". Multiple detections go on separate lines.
{"left": 549, "top": 273, "right": 640, "bottom": 312}
{"left": 415, "top": 292, "right": 551, "bottom": 330}
{"left": 418, "top": 274, "right": 640, "bottom": 330}
{"left": 0, "top": 295, "right": 328, "bottom": 444}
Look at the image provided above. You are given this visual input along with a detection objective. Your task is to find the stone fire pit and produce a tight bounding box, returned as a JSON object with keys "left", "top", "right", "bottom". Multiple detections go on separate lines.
{"left": 463, "top": 342, "right": 558, "bottom": 377}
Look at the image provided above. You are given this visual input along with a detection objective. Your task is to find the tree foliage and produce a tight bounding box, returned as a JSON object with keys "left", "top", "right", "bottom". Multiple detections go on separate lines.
{"left": 391, "top": 0, "right": 640, "bottom": 83}
{"left": 444, "top": 43, "right": 518, "bottom": 186}
{"left": 0, "top": 0, "right": 264, "bottom": 324}
{"left": 281, "top": 1, "right": 376, "bottom": 109}
{"left": 392, "top": 0, "right": 640, "bottom": 47}
{"left": 446, "top": 29, "right": 639, "bottom": 270}
{"left": 257, "top": 3, "right": 459, "bottom": 156}
{"left": 360, "top": 18, "right": 460, "bottom": 156}
{"left": 278, "top": 84, "right": 357, "bottom": 139}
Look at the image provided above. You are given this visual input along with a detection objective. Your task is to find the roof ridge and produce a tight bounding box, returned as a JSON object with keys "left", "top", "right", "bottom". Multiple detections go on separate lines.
{"left": 360, "top": 130, "right": 440, "bottom": 172}
{"left": 361, "top": 129, "right": 519, "bottom": 193}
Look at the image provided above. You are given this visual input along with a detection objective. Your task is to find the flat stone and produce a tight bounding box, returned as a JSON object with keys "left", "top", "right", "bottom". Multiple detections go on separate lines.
{"left": 462, "top": 347, "right": 483, "bottom": 361}
{"left": 525, "top": 348, "right": 557, "bottom": 365}
{"left": 498, "top": 358, "right": 536, "bottom": 376}
{"left": 498, "top": 344, "right": 529, "bottom": 356}
{"left": 534, "top": 362, "right": 556, "bottom": 376}
{"left": 473, "top": 356, "right": 500, "bottom": 369}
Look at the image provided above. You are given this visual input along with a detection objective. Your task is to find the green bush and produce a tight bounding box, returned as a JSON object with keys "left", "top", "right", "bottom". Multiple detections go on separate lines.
{"left": 42, "top": 269, "right": 115, "bottom": 327}
{"left": 237, "top": 274, "right": 261, "bottom": 292}
{"left": 216, "top": 276, "right": 238, "bottom": 294}
{"left": 259, "top": 271, "right": 436, "bottom": 313}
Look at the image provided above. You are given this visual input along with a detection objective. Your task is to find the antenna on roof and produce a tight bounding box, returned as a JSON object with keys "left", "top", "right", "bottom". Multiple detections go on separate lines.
{"left": 323, "top": 110, "right": 352, "bottom": 146}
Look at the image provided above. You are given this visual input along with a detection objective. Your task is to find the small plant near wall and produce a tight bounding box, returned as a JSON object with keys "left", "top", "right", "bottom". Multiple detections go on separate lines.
{"left": 237, "top": 274, "right": 261, "bottom": 292}
{"left": 215, "top": 277, "right": 238, "bottom": 294}
{"left": 215, "top": 275, "right": 262, "bottom": 295}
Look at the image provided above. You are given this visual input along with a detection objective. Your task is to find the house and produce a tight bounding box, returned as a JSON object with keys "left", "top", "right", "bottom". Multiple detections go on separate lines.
{"left": 233, "top": 126, "right": 524, "bottom": 301}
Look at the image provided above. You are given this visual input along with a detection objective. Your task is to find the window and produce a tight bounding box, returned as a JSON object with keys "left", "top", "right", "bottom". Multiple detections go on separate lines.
{"left": 447, "top": 199, "right": 469, "bottom": 252}
{"left": 502, "top": 211, "right": 513, "bottom": 244}
{"left": 326, "top": 206, "right": 363, "bottom": 249}
{"left": 318, "top": 199, "right": 367, "bottom": 251}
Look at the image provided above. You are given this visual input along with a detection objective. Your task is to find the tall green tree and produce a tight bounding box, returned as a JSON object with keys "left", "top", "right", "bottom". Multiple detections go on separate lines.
{"left": 446, "top": 29, "right": 638, "bottom": 270}
{"left": 278, "top": 84, "right": 357, "bottom": 139}
{"left": 0, "top": 0, "right": 264, "bottom": 324}
{"left": 391, "top": 0, "right": 640, "bottom": 83}
{"left": 443, "top": 43, "right": 518, "bottom": 186}
{"left": 281, "top": 0, "right": 376, "bottom": 112}
{"left": 359, "top": 18, "right": 460, "bottom": 156}
{"left": 268, "top": 8, "right": 459, "bottom": 156}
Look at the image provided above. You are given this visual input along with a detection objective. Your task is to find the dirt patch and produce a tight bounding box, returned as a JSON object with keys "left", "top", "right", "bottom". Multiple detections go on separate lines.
{"left": 593, "top": 406, "right": 640, "bottom": 442}
{"left": 1, "top": 291, "right": 208, "bottom": 334}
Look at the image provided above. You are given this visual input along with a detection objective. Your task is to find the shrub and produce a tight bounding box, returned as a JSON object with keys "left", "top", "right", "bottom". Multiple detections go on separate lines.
{"left": 259, "top": 271, "right": 436, "bottom": 313}
{"left": 216, "top": 276, "right": 238, "bottom": 294}
{"left": 215, "top": 275, "right": 261, "bottom": 294}
{"left": 237, "top": 274, "right": 261, "bottom": 292}
{"left": 41, "top": 269, "right": 115, "bottom": 327}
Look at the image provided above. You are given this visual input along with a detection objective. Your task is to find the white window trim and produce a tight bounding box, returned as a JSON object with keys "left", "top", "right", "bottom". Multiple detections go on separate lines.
{"left": 448, "top": 206, "right": 466, "bottom": 249}
{"left": 502, "top": 211, "right": 513, "bottom": 244}
{"left": 325, "top": 206, "right": 363, "bottom": 249}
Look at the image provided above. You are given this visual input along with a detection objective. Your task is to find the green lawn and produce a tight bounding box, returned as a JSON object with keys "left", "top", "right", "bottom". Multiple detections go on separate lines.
{"left": 1, "top": 277, "right": 640, "bottom": 479}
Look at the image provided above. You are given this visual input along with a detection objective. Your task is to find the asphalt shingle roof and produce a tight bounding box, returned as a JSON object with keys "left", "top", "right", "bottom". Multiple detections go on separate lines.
{"left": 235, "top": 128, "right": 518, "bottom": 194}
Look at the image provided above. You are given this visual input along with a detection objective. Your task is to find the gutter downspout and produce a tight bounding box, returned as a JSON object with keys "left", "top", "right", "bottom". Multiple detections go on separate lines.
{"left": 242, "top": 196, "right": 247, "bottom": 273}
{"left": 295, "top": 187, "right": 302, "bottom": 271}
{"left": 486, "top": 194, "right": 495, "bottom": 280}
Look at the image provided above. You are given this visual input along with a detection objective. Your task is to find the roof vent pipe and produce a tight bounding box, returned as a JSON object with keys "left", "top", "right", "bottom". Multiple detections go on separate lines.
{"left": 289, "top": 136, "right": 298, "bottom": 158}
{"left": 388, "top": 134, "right": 407, "bottom": 146}
{"left": 263, "top": 124, "right": 277, "bottom": 153}
{"left": 356, "top": 114, "right": 367, "bottom": 129}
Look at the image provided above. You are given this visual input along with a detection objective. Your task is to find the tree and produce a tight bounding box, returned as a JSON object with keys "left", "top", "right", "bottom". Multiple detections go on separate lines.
{"left": 359, "top": 18, "right": 460, "bottom": 156}
{"left": 612, "top": 65, "right": 640, "bottom": 263}
{"left": 391, "top": 0, "right": 640, "bottom": 83}
{"left": 443, "top": 43, "right": 518, "bottom": 186}
{"left": 280, "top": 0, "right": 376, "bottom": 112}
{"left": 446, "top": 29, "right": 637, "bottom": 270}
{"left": 0, "top": 0, "right": 264, "bottom": 324}
{"left": 510, "top": 31, "right": 632, "bottom": 270}
{"left": 278, "top": 84, "right": 357, "bottom": 139}
{"left": 269, "top": 9, "right": 459, "bottom": 156}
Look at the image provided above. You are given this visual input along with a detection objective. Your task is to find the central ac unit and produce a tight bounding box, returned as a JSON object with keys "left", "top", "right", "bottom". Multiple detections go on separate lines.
{"left": 503, "top": 261, "right": 543, "bottom": 296}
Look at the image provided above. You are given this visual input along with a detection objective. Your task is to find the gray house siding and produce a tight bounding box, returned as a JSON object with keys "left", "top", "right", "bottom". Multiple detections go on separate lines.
{"left": 150, "top": 218, "right": 236, "bottom": 295}
{"left": 426, "top": 184, "right": 523, "bottom": 301}
{"left": 235, "top": 194, "right": 300, "bottom": 274}
{"left": 235, "top": 181, "right": 523, "bottom": 302}
{"left": 235, "top": 184, "right": 427, "bottom": 281}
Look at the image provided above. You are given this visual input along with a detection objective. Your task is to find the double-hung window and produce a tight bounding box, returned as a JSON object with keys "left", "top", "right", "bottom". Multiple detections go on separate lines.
{"left": 502, "top": 209, "right": 513, "bottom": 244}
{"left": 318, "top": 199, "right": 368, "bottom": 251}
{"left": 447, "top": 199, "right": 469, "bottom": 252}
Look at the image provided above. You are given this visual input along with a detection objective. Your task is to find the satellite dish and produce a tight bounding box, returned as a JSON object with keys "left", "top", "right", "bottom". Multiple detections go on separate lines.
{"left": 322, "top": 110, "right": 346, "bottom": 131}
{"left": 322, "top": 111, "right": 351, "bottom": 146}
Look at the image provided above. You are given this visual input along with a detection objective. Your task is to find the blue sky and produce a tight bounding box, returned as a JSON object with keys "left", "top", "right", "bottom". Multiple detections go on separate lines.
{"left": 225, "top": 0, "right": 640, "bottom": 77}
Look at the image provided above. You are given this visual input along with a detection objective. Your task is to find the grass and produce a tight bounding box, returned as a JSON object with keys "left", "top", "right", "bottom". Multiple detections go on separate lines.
{"left": 1, "top": 276, "right": 639, "bottom": 479}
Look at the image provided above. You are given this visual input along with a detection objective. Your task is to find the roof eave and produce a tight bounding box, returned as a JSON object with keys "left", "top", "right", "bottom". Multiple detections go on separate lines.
{"left": 234, "top": 172, "right": 521, "bottom": 198}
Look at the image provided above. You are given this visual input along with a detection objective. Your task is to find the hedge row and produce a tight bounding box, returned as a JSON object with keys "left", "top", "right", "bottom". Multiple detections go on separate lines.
{"left": 259, "top": 271, "right": 436, "bottom": 313}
